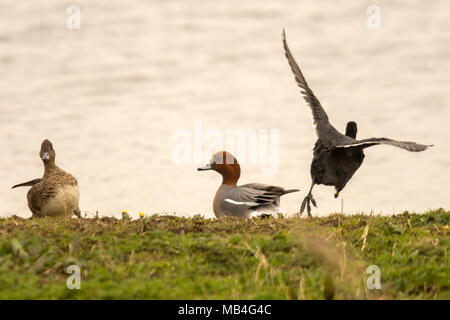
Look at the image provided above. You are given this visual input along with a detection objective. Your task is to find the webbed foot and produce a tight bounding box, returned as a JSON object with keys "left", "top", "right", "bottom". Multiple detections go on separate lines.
{"left": 300, "top": 193, "right": 317, "bottom": 217}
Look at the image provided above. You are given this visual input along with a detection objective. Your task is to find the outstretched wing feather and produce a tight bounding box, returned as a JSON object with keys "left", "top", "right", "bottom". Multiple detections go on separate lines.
{"left": 282, "top": 30, "right": 329, "bottom": 128}
{"left": 335, "top": 137, "right": 432, "bottom": 152}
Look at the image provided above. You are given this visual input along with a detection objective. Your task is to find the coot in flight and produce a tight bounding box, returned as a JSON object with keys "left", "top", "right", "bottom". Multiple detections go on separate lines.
{"left": 282, "top": 30, "right": 433, "bottom": 215}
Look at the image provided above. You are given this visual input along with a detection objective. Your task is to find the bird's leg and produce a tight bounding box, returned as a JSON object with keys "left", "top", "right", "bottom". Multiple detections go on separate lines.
{"left": 74, "top": 206, "right": 82, "bottom": 218}
{"left": 300, "top": 182, "right": 317, "bottom": 216}
{"left": 334, "top": 188, "right": 340, "bottom": 198}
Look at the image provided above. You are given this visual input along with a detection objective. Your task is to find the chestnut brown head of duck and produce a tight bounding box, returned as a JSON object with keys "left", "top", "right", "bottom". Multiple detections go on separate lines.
{"left": 40, "top": 139, "right": 56, "bottom": 165}
{"left": 198, "top": 151, "right": 241, "bottom": 185}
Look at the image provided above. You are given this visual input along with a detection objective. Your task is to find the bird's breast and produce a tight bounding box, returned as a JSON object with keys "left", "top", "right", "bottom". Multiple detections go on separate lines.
{"left": 33, "top": 184, "right": 80, "bottom": 217}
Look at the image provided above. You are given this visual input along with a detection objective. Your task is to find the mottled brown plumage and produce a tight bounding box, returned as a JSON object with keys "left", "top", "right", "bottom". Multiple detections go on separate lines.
{"left": 12, "top": 140, "right": 80, "bottom": 218}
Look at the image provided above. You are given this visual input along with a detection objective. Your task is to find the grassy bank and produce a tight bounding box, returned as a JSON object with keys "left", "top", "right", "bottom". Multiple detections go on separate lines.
{"left": 0, "top": 209, "right": 448, "bottom": 299}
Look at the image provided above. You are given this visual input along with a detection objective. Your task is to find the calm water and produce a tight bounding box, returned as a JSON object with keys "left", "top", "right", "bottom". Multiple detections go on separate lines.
{"left": 1, "top": 0, "right": 449, "bottom": 218}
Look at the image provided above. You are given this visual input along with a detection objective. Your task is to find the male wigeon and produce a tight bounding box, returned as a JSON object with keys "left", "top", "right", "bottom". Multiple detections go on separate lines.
{"left": 282, "top": 30, "right": 433, "bottom": 215}
{"left": 12, "top": 139, "right": 81, "bottom": 218}
{"left": 198, "top": 151, "right": 299, "bottom": 218}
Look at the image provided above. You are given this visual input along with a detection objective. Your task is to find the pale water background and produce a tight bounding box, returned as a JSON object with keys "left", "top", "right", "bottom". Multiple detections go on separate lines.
{"left": 0, "top": 0, "right": 449, "bottom": 218}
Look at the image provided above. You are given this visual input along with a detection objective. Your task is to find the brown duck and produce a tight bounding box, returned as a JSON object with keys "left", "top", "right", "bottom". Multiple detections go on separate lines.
{"left": 12, "top": 139, "right": 81, "bottom": 218}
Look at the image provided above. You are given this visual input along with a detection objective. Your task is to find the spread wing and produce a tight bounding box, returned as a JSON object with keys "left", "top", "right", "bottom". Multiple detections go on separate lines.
{"left": 336, "top": 137, "right": 433, "bottom": 152}
{"left": 283, "top": 30, "right": 329, "bottom": 133}
{"left": 225, "top": 183, "right": 299, "bottom": 207}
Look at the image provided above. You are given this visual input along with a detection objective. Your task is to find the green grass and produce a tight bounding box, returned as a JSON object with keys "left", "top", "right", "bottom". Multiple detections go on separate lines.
{"left": 0, "top": 209, "right": 448, "bottom": 299}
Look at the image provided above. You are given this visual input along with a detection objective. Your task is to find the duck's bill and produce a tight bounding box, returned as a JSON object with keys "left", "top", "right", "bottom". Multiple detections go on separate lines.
{"left": 41, "top": 152, "right": 50, "bottom": 161}
{"left": 197, "top": 163, "right": 212, "bottom": 171}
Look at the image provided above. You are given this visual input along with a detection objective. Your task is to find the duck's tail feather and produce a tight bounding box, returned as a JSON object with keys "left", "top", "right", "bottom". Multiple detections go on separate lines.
{"left": 11, "top": 178, "right": 41, "bottom": 189}
{"left": 282, "top": 189, "right": 300, "bottom": 195}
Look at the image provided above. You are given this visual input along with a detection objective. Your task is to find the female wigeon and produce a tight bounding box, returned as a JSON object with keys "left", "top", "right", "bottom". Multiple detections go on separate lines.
{"left": 198, "top": 151, "right": 299, "bottom": 218}
{"left": 12, "top": 139, "right": 81, "bottom": 218}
